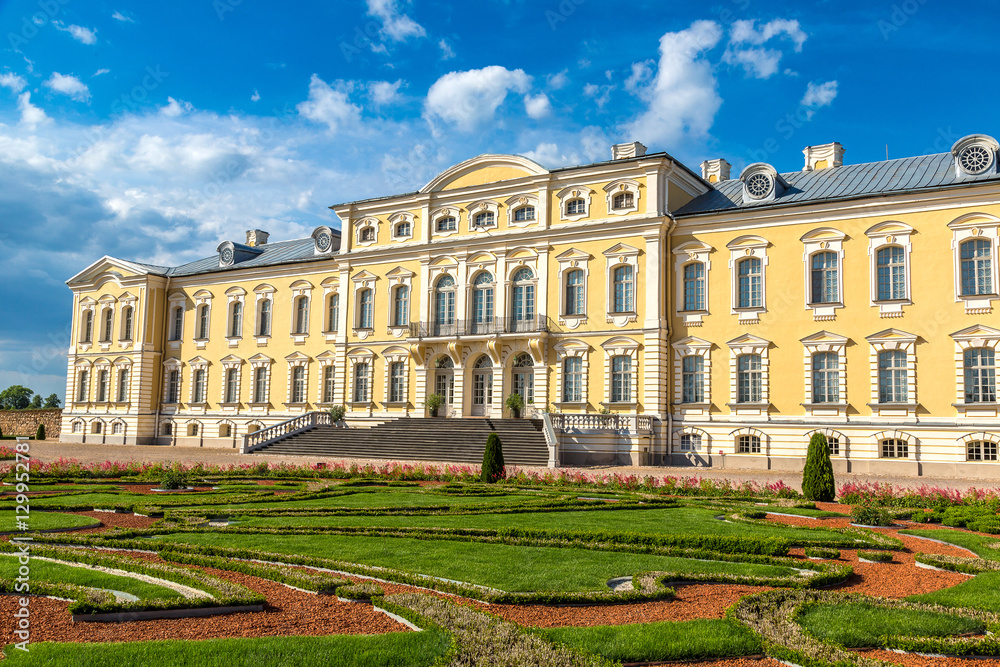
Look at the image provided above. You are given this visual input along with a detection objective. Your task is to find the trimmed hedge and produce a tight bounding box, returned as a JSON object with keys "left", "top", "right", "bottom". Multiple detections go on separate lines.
{"left": 159, "top": 551, "right": 347, "bottom": 594}
{"left": 857, "top": 550, "right": 893, "bottom": 563}
{"left": 804, "top": 547, "right": 840, "bottom": 560}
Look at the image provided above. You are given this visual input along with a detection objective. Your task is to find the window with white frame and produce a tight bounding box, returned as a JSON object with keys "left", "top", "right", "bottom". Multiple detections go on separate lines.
{"left": 322, "top": 366, "right": 336, "bottom": 403}
{"left": 196, "top": 304, "right": 210, "bottom": 340}
{"left": 866, "top": 329, "right": 917, "bottom": 411}
{"left": 672, "top": 337, "right": 711, "bottom": 407}
{"left": 117, "top": 367, "right": 129, "bottom": 402}
{"left": 229, "top": 301, "right": 243, "bottom": 338}
{"left": 389, "top": 361, "right": 406, "bottom": 402}
{"left": 82, "top": 309, "right": 94, "bottom": 343}
{"left": 881, "top": 438, "right": 908, "bottom": 458}
{"left": 949, "top": 215, "right": 1000, "bottom": 312}
{"left": 878, "top": 350, "right": 907, "bottom": 403}
{"left": 800, "top": 228, "right": 846, "bottom": 320}
{"left": 353, "top": 362, "right": 370, "bottom": 402}
{"left": 393, "top": 285, "right": 409, "bottom": 327}
{"left": 294, "top": 296, "right": 309, "bottom": 335}
{"left": 225, "top": 368, "right": 239, "bottom": 403}
{"left": 810, "top": 252, "right": 839, "bottom": 304}
{"left": 811, "top": 352, "right": 839, "bottom": 403}
{"left": 612, "top": 192, "right": 633, "bottom": 209}
{"left": 737, "top": 354, "right": 762, "bottom": 403}
{"left": 327, "top": 293, "right": 340, "bottom": 332}
{"left": 358, "top": 288, "right": 374, "bottom": 329}
{"left": 120, "top": 305, "right": 134, "bottom": 341}
{"left": 737, "top": 258, "right": 762, "bottom": 308}
{"left": 563, "top": 357, "right": 583, "bottom": 403}
{"left": 558, "top": 186, "right": 591, "bottom": 220}
{"left": 876, "top": 247, "right": 906, "bottom": 301}
{"left": 472, "top": 211, "right": 494, "bottom": 228}
{"left": 436, "top": 215, "right": 457, "bottom": 232}
{"left": 554, "top": 340, "right": 588, "bottom": 405}
{"left": 678, "top": 433, "right": 701, "bottom": 451}
{"left": 610, "top": 355, "right": 632, "bottom": 403}
{"left": 967, "top": 439, "right": 998, "bottom": 461}
{"left": 170, "top": 306, "right": 184, "bottom": 340}
{"left": 395, "top": 220, "right": 411, "bottom": 238}
{"left": 727, "top": 334, "right": 769, "bottom": 409}
{"left": 683, "top": 262, "right": 705, "bottom": 311}
{"left": 471, "top": 272, "right": 494, "bottom": 332}
{"left": 681, "top": 355, "right": 704, "bottom": 403}
{"left": 112, "top": 421, "right": 124, "bottom": 435}
{"left": 565, "top": 269, "right": 585, "bottom": 316}
{"left": 435, "top": 275, "right": 456, "bottom": 331}
{"left": 866, "top": 222, "right": 914, "bottom": 316}
{"left": 737, "top": 434, "right": 761, "bottom": 453}
{"left": 510, "top": 268, "right": 535, "bottom": 328}
{"left": 612, "top": 265, "right": 634, "bottom": 313}
{"left": 253, "top": 366, "right": 268, "bottom": 403}
{"left": 673, "top": 242, "right": 713, "bottom": 326}
{"left": 257, "top": 298, "right": 272, "bottom": 336}
{"left": 513, "top": 205, "right": 535, "bottom": 222}
{"left": 101, "top": 308, "right": 114, "bottom": 342}
{"left": 96, "top": 369, "right": 109, "bottom": 402}
{"left": 360, "top": 226, "right": 375, "bottom": 242}
{"left": 603, "top": 179, "right": 640, "bottom": 215}
{"left": 566, "top": 199, "right": 585, "bottom": 215}
{"left": 192, "top": 368, "right": 207, "bottom": 403}
{"left": 291, "top": 366, "right": 307, "bottom": 403}
{"left": 964, "top": 348, "right": 997, "bottom": 403}
{"left": 728, "top": 236, "right": 769, "bottom": 322}
{"left": 960, "top": 239, "right": 993, "bottom": 296}
{"left": 166, "top": 369, "right": 180, "bottom": 403}
{"left": 77, "top": 369, "right": 89, "bottom": 402}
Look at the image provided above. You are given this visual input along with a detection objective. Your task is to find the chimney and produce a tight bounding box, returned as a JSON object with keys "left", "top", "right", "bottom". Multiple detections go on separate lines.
{"left": 245, "top": 229, "right": 269, "bottom": 247}
{"left": 611, "top": 141, "right": 647, "bottom": 160}
{"left": 700, "top": 158, "right": 732, "bottom": 184}
{"left": 802, "top": 142, "right": 845, "bottom": 171}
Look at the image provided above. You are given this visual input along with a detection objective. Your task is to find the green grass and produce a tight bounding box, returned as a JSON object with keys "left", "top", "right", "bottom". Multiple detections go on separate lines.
{"left": 798, "top": 601, "right": 984, "bottom": 647}
{"left": 3, "top": 630, "right": 450, "bottom": 666}
{"left": 542, "top": 618, "right": 762, "bottom": 662}
{"left": 189, "top": 489, "right": 538, "bottom": 510}
{"left": 0, "top": 556, "right": 183, "bottom": 600}
{"left": 158, "top": 532, "right": 800, "bottom": 592}
{"left": 0, "top": 510, "right": 98, "bottom": 532}
{"left": 900, "top": 528, "right": 1000, "bottom": 560}
{"left": 907, "top": 572, "right": 1000, "bottom": 612}
{"left": 4, "top": 484, "right": 123, "bottom": 493}
{"left": 755, "top": 505, "right": 845, "bottom": 518}
{"left": 234, "top": 506, "right": 854, "bottom": 544}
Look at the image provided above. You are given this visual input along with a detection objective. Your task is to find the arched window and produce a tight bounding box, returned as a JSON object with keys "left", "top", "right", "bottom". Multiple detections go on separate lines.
{"left": 812, "top": 352, "right": 839, "bottom": 403}
{"left": 253, "top": 367, "right": 268, "bottom": 403}
{"left": 171, "top": 306, "right": 184, "bottom": 341}
{"left": 475, "top": 355, "right": 493, "bottom": 369}
{"left": 395, "top": 221, "right": 411, "bottom": 237}
{"left": 472, "top": 272, "right": 494, "bottom": 332}
{"left": 737, "top": 258, "right": 762, "bottom": 308}
{"left": 82, "top": 310, "right": 93, "bottom": 343}
{"left": 512, "top": 353, "right": 534, "bottom": 404}
{"left": 219, "top": 423, "right": 232, "bottom": 438}
{"left": 876, "top": 246, "right": 906, "bottom": 301}
{"left": 225, "top": 368, "right": 239, "bottom": 403}
{"left": 322, "top": 366, "right": 336, "bottom": 403}
{"left": 436, "top": 216, "right": 456, "bottom": 232}
{"left": 511, "top": 268, "right": 535, "bottom": 329}
{"left": 257, "top": 299, "right": 272, "bottom": 336}
{"left": 514, "top": 206, "right": 535, "bottom": 222}
{"left": 967, "top": 439, "right": 998, "bottom": 461}
{"left": 166, "top": 369, "right": 180, "bottom": 403}
{"left": 229, "top": 301, "right": 243, "bottom": 337}
{"left": 681, "top": 355, "right": 703, "bottom": 403}
{"left": 77, "top": 369, "right": 89, "bottom": 402}
{"left": 328, "top": 293, "right": 340, "bottom": 332}
{"left": 960, "top": 239, "right": 993, "bottom": 296}
{"left": 737, "top": 354, "right": 762, "bottom": 403}
{"left": 565, "top": 269, "right": 585, "bottom": 316}
{"left": 566, "top": 198, "right": 585, "bottom": 215}
{"left": 880, "top": 438, "right": 908, "bottom": 458}
{"left": 610, "top": 355, "right": 632, "bottom": 403}
{"left": 393, "top": 285, "right": 409, "bottom": 327}
{"left": 562, "top": 357, "right": 582, "bottom": 403}
{"left": 682, "top": 262, "right": 705, "bottom": 311}
{"left": 358, "top": 289, "right": 374, "bottom": 329}
{"left": 102, "top": 309, "right": 114, "bottom": 342}
{"left": 121, "top": 306, "right": 133, "bottom": 341}
{"left": 964, "top": 347, "right": 996, "bottom": 403}
{"left": 117, "top": 368, "right": 129, "bottom": 402}
{"left": 612, "top": 265, "right": 634, "bottom": 313}
{"left": 353, "top": 362, "right": 370, "bottom": 402}
{"left": 192, "top": 368, "right": 206, "bottom": 403}
{"left": 389, "top": 361, "right": 406, "bottom": 402}
{"left": 878, "top": 350, "right": 907, "bottom": 403}
{"left": 294, "top": 296, "right": 309, "bottom": 334}
{"left": 472, "top": 211, "right": 495, "bottom": 228}
{"left": 197, "top": 304, "right": 210, "bottom": 339}
{"left": 810, "top": 251, "right": 839, "bottom": 304}
{"left": 96, "top": 369, "right": 108, "bottom": 402}
{"left": 737, "top": 435, "right": 761, "bottom": 453}
{"left": 112, "top": 421, "right": 124, "bottom": 435}
{"left": 291, "top": 366, "right": 306, "bottom": 403}
{"left": 611, "top": 192, "right": 634, "bottom": 209}
{"left": 435, "top": 275, "right": 456, "bottom": 333}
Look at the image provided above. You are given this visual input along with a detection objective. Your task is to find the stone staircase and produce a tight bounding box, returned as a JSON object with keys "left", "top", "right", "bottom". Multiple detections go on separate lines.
{"left": 251, "top": 417, "right": 550, "bottom": 466}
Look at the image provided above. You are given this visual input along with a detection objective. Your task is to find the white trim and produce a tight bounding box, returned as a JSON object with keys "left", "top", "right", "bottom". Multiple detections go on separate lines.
{"left": 467, "top": 200, "right": 500, "bottom": 232}
{"left": 553, "top": 339, "right": 589, "bottom": 406}
{"left": 672, "top": 336, "right": 712, "bottom": 409}
{"left": 601, "top": 336, "right": 639, "bottom": 407}
{"left": 603, "top": 243, "right": 639, "bottom": 326}
{"left": 388, "top": 212, "right": 415, "bottom": 242}
{"left": 948, "top": 213, "right": 1000, "bottom": 314}
{"left": 727, "top": 236, "right": 769, "bottom": 322}
{"left": 800, "top": 228, "right": 846, "bottom": 321}
{"left": 866, "top": 328, "right": 918, "bottom": 418}
{"left": 504, "top": 194, "right": 540, "bottom": 228}
{"left": 800, "top": 331, "right": 849, "bottom": 418}
{"left": 865, "top": 221, "right": 914, "bottom": 318}
{"left": 727, "top": 334, "right": 770, "bottom": 416}
{"left": 603, "top": 179, "right": 641, "bottom": 216}
{"left": 673, "top": 241, "right": 713, "bottom": 327}
{"left": 555, "top": 248, "right": 591, "bottom": 329}
{"left": 556, "top": 186, "right": 593, "bottom": 222}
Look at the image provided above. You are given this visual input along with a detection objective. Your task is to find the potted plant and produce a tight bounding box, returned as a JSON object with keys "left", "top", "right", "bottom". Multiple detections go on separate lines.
{"left": 328, "top": 405, "right": 346, "bottom": 427}
{"left": 504, "top": 392, "right": 525, "bottom": 419}
{"left": 426, "top": 393, "right": 444, "bottom": 417}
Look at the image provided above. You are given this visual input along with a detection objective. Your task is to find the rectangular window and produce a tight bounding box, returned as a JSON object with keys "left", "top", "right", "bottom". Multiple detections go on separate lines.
{"left": 102, "top": 309, "right": 114, "bottom": 342}
{"left": 354, "top": 363, "right": 370, "bottom": 402}
{"left": 612, "top": 266, "right": 634, "bottom": 313}
{"left": 737, "top": 354, "right": 762, "bottom": 403}
{"left": 197, "top": 306, "right": 209, "bottom": 339}
{"left": 964, "top": 348, "right": 997, "bottom": 403}
{"left": 171, "top": 307, "right": 184, "bottom": 340}
{"left": 122, "top": 307, "right": 133, "bottom": 341}
{"left": 737, "top": 258, "right": 762, "bottom": 308}
{"left": 117, "top": 368, "right": 129, "bottom": 402}
{"left": 389, "top": 361, "right": 406, "bottom": 402}
{"left": 881, "top": 438, "right": 908, "bottom": 458}
{"left": 827, "top": 437, "right": 840, "bottom": 456}
{"left": 394, "top": 287, "right": 409, "bottom": 327}
{"left": 878, "top": 350, "right": 907, "bottom": 403}
{"left": 812, "top": 352, "right": 839, "bottom": 403}
{"left": 167, "top": 370, "right": 179, "bottom": 404}
{"left": 192, "top": 369, "right": 206, "bottom": 404}
{"left": 565, "top": 270, "right": 585, "bottom": 316}
{"left": 967, "top": 440, "right": 998, "bottom": 461}
{"left": 83, "top": 311, "right": 93, "bottom": 343}
{"left": 225, "top": 368, "right": 239, "bottom": 403}
{"left": 876, "top": 246, "right": 906, "bottom": 301}
{"left": 681, "top": 355, "right": 704, "bottom": 403}
{"left": 359, "top": 290, "right": 373, "bottom": 329}
{"left": 737, "top": 435, "right": 761, "bottom": 453}
{"left": 291, "top": 366, "right": 306, "bottom": 403}
{"left": 253, "top": 367, "right": 268, "bottom": 403}
{"left": 961, "top": 239, "right": 993, "bottom": 296}
{"left": 810, "top": 252, "right": 839, "bottom": 304}
{"left": 295, "top": 297, "right": 309, "bottom": 334}
{"left": 97, "top": 369, "right": 108, "bottom": 402}
{"left": 610, "top": 355, "right": 631, "bottom": 403}
{"left": 683, "top": 262, "right": 705, "bottom": 311}
{"left": 230, "top": 302, "right": 243, "bottom": 337}
{"left": 328, "top": 294, "right": 339, "bottom": 332}
{"left": 77, "top": 370, "right": 89, "bottom": 402}
{"left": 678, "top": 433, "right": 701, "bottom": 451}
{"left": 562, "top": 357, "right": 583, "bottom": 403}
{"left": 323, "top": 366, "right": 336, "bottom": 403}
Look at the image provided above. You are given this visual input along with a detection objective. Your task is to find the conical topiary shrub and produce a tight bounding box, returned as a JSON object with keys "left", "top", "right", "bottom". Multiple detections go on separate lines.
{"left": 481, "top": 431, "right": 506, "bottom": 483}
{"left": 802, "top": 432, "right": 835, "bottom": 502}
{"left": 35, "top": 423, "right": 45, "bottom": 441}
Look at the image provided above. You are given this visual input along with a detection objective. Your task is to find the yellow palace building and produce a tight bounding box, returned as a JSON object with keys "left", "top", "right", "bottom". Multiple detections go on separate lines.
{"left": 61, "top": 135, "right": 1000, "bottom": 478}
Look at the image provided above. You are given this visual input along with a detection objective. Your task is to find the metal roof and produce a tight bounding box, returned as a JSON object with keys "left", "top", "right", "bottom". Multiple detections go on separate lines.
{"left": 674, "top": 152, "right": 1000, "bottom": 217}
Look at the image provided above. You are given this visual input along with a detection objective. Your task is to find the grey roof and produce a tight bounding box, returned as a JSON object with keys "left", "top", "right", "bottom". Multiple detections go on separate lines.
{"left": 674, "top": 152, "right": 1000, "bottom": 217}
{"left": 167, "top": 237, "right": 327, "bottom": 277}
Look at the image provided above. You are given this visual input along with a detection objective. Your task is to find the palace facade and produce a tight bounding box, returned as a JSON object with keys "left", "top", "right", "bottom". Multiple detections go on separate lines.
{"left": 61, "top": 135, "right": 1000, "bottom": 477}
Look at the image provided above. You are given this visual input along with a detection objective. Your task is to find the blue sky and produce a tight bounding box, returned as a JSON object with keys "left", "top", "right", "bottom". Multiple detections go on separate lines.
{"left": 0, "top": 0, "right": 997, "bottom": 400}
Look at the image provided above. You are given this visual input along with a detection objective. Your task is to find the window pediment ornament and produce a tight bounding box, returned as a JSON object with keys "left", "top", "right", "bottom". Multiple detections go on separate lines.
{"left": 602, "top": 179, "right": 641, "bottom": 215}
{"left": 467, "top": 200, "right": 499, "bottom": 231}
{"left": 556, "top": 185, "right": 593, "bottom": 221}
{"left": 354, "top": 217, "right": 379, "bottom": 247}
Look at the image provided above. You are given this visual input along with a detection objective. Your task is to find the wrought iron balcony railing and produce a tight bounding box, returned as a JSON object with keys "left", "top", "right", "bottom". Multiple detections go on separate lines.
{"left": 408, "top": 315, "right": 549, "bottom": 338}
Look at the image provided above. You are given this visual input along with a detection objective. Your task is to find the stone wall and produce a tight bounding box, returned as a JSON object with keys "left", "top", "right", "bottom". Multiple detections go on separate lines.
{"left": 0, "top": 409, "right": 62, "bottom": 438}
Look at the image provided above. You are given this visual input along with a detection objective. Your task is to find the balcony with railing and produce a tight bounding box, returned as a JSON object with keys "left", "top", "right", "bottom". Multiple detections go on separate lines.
{"left": 408, "top": 315, "right": 549, "bottom": 339}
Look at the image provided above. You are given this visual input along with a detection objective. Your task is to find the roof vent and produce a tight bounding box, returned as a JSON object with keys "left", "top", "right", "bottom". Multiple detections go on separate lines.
{"left": 802, "top": 143, "right": 845, "bottom": 171}
{"left": 700, "top": 158, "right": 731, "bottom": 183}
{"left": 245, "top": 229, "right": 270, "bottom": 247}
{"left": 611, "top": 142, "right": 647, "bottom": 160}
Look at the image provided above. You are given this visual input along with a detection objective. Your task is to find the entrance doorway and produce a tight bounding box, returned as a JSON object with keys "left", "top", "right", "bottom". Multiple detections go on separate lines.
{"left": 434, "top": 356, "right": 455, "bottom": 417}
{"left": 471, "top": 355, "right": 493, "bottom": 416}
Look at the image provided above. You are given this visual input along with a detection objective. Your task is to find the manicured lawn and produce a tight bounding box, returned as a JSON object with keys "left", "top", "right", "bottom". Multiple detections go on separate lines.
{"left": 900, "top": 528, "right": 1000, "bottom": 560}
{"left": 907, "top": 572, "right": 1000, "bottom": 612}
{"left": 757, "top": 505, "right": 845, "bottom": 519}
{"left": 0, "top": 556, "right": 183, "bottom": 600}
{"left": 542, "top": 618, "right": 762, "bottom": 662}
{"left": 798, "top": 601, "right": 984, "bottom": 646}
{"left": 159, "top": 532, "right": 801, "bottom": 592}
{"left": 235, "top": 506, "right": 854, "bottom": 544}
{"left": 0, "top": 510, "right": 98, "bottom": 532}
{"left": 191, "top": 489, "right": 540, "bottom": 510}
{"left": 3, "top": 630, "right": 450, "bottom": 666}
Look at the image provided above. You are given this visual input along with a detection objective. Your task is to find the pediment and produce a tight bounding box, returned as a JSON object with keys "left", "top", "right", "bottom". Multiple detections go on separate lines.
{"left": 672, "top": 336, "right": 712, "bottom": 349}
{"left": 284, "top": 351, "right": 311, "bottom": 361}
{"left": 247, "top": 353, "right": 273, "bottom": 364}
{"left": 603, "top": 243, "right": 640, "bottom": 257}
{"left": 951, "top": 324, "right": 1000, "bottom": 340}
{"left": 799, "top": 227, "right": 847, "bottom": 243}
{"left": 556, "top": 248, "right": 592, "bottom": 262}
{"left": 386, "top": 266, "right": 416, "bottom": 279}
{"left": 420, "top": 154, "right": 548, "bottom": 193}
{"left": 67, "top": 256, "right": 164, "bottom": 286}
{"left": 351, "top": 270, "right": 379, "bottom": 282}
{"left": 865, "top": 221, "right": 914, "bottom": 238}
{"left": 726, "top": 333, "right": 771, "bottom": 348}
{"left": 219, "top": 354, "right": 244, "bottom": 364}
{"left": 866, "top": 328, "right": 918, "bottom": 343}
{"left": 800, "top": 331, "right": 849, "bottom": 346}
{"left": 726, "top": 235, "right": 769, "bottom": 250}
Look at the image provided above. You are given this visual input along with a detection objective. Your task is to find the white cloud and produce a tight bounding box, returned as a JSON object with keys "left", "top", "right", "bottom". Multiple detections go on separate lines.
{"left": 296, "top": 74, "right": 361, "bottom": 133}
{"left": 624, "top": 60, "right": 654, "bottom": 94}
{"left": 0, "top": 73, "right": 27, "bottom": 93}
{"left": 160, "top": 97, "right": 194, "bottom": 117}
{"left": 54, "top": 22, "right": 97, "bottom": 45}
{"left": 44, "top": 73, "right": 91, "bottom": 102}
{"left": 251, "top": 89, "right": 261, "bottom": 102}
{"left": 112, "top": 11, "right": 135, "bottom": 22}
{"left": 438, "top": 38, "right": 455, "bottom": 59}
{"left": 522, "top": 127, "right": 609, "bottom": 167}
{"left": 424, "top": 66, "right": 532, "bottom": 132}
{"left": 93, "top": 68, "right": 110, "bottom": 77}
{"left": 723, "top": 19, "right": 808, "bottom": 79}
{"left": 625, "top": 20, "right": 723, "bottom": 148}
{"left": 17, "top": 92, "right": 48, "bottom": 128}
{"left": 369, "top": 79, "right": 404, "bottom": 107}
{"left": 523, "top": 93, "right": 551, "bottom": 119}
{"left": 547, "top": 70, "right": 569, "bottom": 90}
{"left": 583, "top": 83, "right": 614, "bottom": 110}
{"left": 801, "top": 80, "right": 838, "bottom": 118}
{"left": 366, "top": 0, "right": 426, "bottom": 42}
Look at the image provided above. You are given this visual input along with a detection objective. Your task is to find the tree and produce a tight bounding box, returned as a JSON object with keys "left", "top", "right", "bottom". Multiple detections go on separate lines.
{"left": 30, "top": 394, "right": 42, "bottom": 409}
{"left": 481, "top": 431, "right": 506, "bottom": 483}
{"left": 0, "top": 385, "right": 34, "bottom": 410}
{"left": 43, "top": 394, "right": 61, "bottom": 409}
{"left": 35, "top": 423, "right": 45, "bottom": 440}
{"left": 802, "top": 432, "right": 836, "bottom": 502}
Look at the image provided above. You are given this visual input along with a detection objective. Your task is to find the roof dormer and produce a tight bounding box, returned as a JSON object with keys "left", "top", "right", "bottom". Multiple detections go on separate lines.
{"left": 951, "top": 134, "right": 999, "bottom": 178}
{"left": 739, "top": 163, "right": 787, "bottom": 205}
{"left": 217, "top": 240, "right": 264, "bottom": 268}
